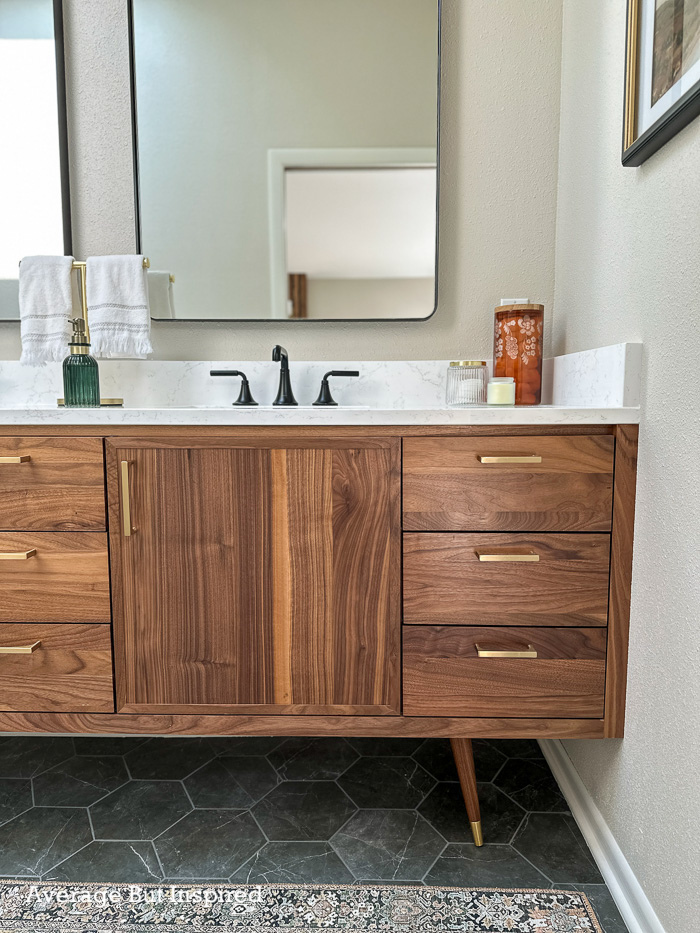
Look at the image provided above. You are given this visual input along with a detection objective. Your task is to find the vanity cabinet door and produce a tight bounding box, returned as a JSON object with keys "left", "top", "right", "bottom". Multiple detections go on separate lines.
{"left": 106, "top": 438, "right": 400, "bottom": 715}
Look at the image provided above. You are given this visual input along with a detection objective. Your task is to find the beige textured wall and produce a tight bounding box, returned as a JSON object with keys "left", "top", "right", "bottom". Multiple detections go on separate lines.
{"left": 0, "top": 0, "right": 563, "bottom": 360}
{"left": 554, "top": 3, "right": 700, "bottom": 931}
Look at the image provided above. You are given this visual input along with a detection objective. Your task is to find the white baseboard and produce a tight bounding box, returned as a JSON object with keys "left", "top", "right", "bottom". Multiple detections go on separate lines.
{"left": 539, "top": 739, "right": 666, "bottom": 933}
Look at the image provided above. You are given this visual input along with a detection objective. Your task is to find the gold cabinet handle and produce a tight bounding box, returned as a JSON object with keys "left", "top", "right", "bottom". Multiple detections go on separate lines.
{"left": 120, "top": 460, "right": 135, "bottom": 536}
{"left": 477, "top": 455, "right": 542, "bottom": 464}
{"left": 0, "top": 549, "right": 37, "bottom": 561}
{"left": 475, "top": 551, "right": 539, "bottom": 562}
{"left": 0, "top": 456, "right": 31, "bottom": 464}
{"left": 0, "top": 641, "right": 41, "bottom": 655}
{"left": 476, "top": 644, "right": 538, "bottom": 659}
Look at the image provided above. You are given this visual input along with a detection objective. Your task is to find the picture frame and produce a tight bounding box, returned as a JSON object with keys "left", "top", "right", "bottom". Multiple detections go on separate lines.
{"left": 623, "top": 0, "right": 700, "bottom": 166}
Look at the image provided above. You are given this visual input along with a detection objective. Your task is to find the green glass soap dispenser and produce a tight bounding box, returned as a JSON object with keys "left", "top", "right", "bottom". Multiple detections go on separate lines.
{"left": 63, "top": 318, "right": 100, "bottom": 407}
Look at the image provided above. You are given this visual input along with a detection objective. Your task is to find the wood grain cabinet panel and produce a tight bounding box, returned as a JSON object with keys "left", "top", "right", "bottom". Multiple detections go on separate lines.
{"left": 403, "top": 435, "right": 614, "bottom": 531}
{"left": 403, "top": 626, "right": 606, "bottom": 718}
{"left": 106, "top": 438, "right": 400, "bottom": 715}
{"left": 0, "top": 623, "right": 114, "bottom": 713}
{"left": 0, "top": 437, "right": 105, "bottom": 531}
{"left": 403, "top": 533, "right": 610, "bottom": 626}
{"left": 0, "top": 533, "right": 110, "bottom": 623}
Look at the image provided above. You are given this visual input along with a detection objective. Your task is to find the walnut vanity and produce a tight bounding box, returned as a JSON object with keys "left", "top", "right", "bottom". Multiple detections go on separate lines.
{"left": 0, "top": 422, "right": 638, "bottom": 847}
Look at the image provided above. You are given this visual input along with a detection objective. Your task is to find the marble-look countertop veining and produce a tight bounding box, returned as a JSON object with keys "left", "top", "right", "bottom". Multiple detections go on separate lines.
{"left": 0, "top": 343, "right": 641, "bottom": 426}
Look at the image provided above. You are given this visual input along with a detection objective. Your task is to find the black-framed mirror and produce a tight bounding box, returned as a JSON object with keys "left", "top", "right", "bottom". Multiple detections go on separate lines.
{"left": 0, "top": 0, "right": 72, "bottom": 321}
{"left": 129, "top": 0, "right": 441, "bottom": 322}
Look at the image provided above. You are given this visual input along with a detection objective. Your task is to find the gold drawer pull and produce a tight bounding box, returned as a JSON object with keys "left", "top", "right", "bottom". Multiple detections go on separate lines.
{"left": 120, "top": 460, "right": 135, "bottom": 537}
{"left": 0, "top": 549, "right": 37, "bottom": 561}
{"left": 0, "top": 641, "right": 41, "bottom": 655}
{"left": 476, "top": 644, "right": 538, "bottom": 659}
{"left": 476, "top": 551, "right": 539, "bottom": 562}
{"left": 477, "top": 455, "right": 542, "bottom": 464}
{"left": 0, "top": 456, "right": 31, "bottom": 464}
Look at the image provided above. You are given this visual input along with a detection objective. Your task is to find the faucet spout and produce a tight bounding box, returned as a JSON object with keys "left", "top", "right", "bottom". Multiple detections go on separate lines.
{"left": 272, "top": 345, "right": 297, "bottom": 406}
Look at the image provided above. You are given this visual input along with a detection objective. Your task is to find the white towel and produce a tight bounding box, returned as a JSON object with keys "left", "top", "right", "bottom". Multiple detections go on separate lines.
{"left": 147, "top": 271, "right": 176, "bottom": 320}
{"left": 19, "top": 255, "right": 75, "bottom": 365}
{"left": 86, "top": 255, "right": 153, "bottom": 358}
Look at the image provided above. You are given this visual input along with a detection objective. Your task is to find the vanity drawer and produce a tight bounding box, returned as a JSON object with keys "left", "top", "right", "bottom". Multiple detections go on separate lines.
{"left": 0, "top": 533, "right": 110, "bottom": 623}
{"left": 403, "top": 435, "right": 614, "bottom": 531}
{"left": 0, "top": 623, "right": 114, "bottom": 713}
{"left": 0, "top": 437, "right": 106, "bottom": 531}
{"left": 403, "top": 626, "right": 606, "bottom": 718}
{"left": 403, "top": 533, "right": 610, "bottom": 626}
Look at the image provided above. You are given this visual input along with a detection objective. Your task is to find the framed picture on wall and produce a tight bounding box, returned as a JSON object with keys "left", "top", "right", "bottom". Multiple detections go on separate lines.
{"left": 623, "top": 0, "right": 700, "bottom": 165}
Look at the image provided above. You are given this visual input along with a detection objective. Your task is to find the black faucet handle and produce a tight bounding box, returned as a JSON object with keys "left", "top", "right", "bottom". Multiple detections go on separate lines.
{"left": 272, "top": 345, "right": 288, "bottom": 365}
{"left": 313, "top": 371, "right": 360, "bottom": 407}
{"left": 210, "top": 369, "right": 258, "bottom": 406}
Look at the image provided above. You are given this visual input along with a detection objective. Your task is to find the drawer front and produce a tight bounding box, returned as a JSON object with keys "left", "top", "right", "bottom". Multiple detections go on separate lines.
{"left": 403, "top": 435, "right": 614, "bottom": 531}
{"left": 0, "top": 623, "right": 114, "bottom": 712}
{"left": 404, "top": 533, "right": 610, "bottom": 626}
{"left": 403, "top": 626, "right": 606, "bottom": 718}
{"left": 0, "top": 437, "right": 105, "bottom": 531}
{"left": 0, "top": 533, "right": 110, "bottom": 623}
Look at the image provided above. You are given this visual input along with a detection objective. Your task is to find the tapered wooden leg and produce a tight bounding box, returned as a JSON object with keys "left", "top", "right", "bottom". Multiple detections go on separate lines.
{"left": 450, "top": 738, "right": 483, "bottom": 846}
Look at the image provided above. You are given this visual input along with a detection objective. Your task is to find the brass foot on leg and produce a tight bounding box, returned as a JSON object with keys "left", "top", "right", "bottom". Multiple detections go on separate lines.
{"left": 470, "top": 820, "right": 484, "bottom": 847}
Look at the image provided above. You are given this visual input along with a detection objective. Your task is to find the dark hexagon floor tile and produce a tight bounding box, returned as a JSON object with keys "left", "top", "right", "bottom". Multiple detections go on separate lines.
{"left": 574, "top": 884, "right": 629, "bottom": 933}
{"left": 90, "top": 780, "right": 191, "bottom": 840}
{"left": 513, "top": 813, "right": 604, "bottom": 884}
{"left": 494, "top": 758, "right": 568, "bottom": 812}
{"left": 331, "top": 810, "right": 444, "bottom": 881}
{"left": 124, "top": 738, "right": 214, "bottom": 780}
{"left": 231, "top": 841, "right": 353, "bottom": 884}
{"left": 0, "top": 737, "right": 76, "bottom": 779}
{"left": 155, "top": 810, "right": 265, "bottom": 879}
{"left": 0, "top": 779, "right": 32, "bottom": 826}
{"left": 268, "top": 738, "right": 358, "bottom": 781}
{"left": 487, "top": 739, "right": 545, "bottom": 760}
{"left": 412, "top": 739, "right": 459, "bottom": 782}
{"left": 348, "top": 738, "right": 424, "bottom": 757}
{"left": 412, "top": 739, "right": 506, "bottom": 783}
{"left": 425, "top": 843, "right": 548, "bottom": 887}
{"left": 253, "top": 781, "right": 356, "bottom": 841}
{"left": 206, "top": 737, "right": 283, "bottom": 757}
{"left": 0, "top": 807, "right": 92, "bottom": 877}
{"left": 74, "top": 737, "right": 150, "bottom": 757}
{"left": 338, "top": 757, "right": 434, "bottom": 809}
{"left": 185, "top": 756, "right": 278, "bottom": 809}
{"left": 33, "top": 755, "right": 129, "bottom": 807}
{"left": 419, "top": 782, "right": 525, "bottom": 844}
{"left": 45, "top": 841, "right": 163, "bottom": 883}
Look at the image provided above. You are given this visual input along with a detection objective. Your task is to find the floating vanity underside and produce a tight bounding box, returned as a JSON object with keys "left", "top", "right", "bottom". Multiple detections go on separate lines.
{"left": 0, "top": 422, "right": 637, "bottom": 742}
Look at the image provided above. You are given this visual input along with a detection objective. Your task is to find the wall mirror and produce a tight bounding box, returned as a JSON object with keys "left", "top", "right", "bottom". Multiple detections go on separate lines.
{"left": 129, "top": 0, "right": 441, "bottom": 322}
{"left": 0, "top": 0, "right": 71, "bottom": 321}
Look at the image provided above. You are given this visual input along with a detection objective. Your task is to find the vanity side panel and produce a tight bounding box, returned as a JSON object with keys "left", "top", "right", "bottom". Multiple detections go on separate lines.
{"left": 605, "top": 424, "right": 638, "bottom": 737}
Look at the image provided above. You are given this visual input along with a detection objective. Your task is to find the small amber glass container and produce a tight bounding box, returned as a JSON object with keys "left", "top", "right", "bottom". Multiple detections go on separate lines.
{"left": 493, "top": 303, "right": 544, "bottom": 405}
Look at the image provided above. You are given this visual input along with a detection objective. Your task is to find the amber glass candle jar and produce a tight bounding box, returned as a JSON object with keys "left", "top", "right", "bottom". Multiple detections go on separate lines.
{"left": 493, "top": 303, "right": 544, "bottom": 405}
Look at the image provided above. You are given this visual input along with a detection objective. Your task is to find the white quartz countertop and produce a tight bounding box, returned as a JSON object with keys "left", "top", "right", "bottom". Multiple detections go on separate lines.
{"left": 0, "top": 344, "right": 642, "bottom": 427}
{"left": 0, "top": 404, "right": 639, "bottom": 426}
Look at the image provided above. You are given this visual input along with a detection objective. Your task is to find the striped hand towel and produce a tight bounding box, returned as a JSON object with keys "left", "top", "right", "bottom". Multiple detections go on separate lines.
{"left": 86, "top": 255, "right": 153, "bottom": 358}
{"left": 19, "top": 255, "right": 75, "bottom": 364}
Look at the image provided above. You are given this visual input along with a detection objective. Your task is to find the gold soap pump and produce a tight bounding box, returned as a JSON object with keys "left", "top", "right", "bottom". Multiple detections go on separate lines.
{"left": 62, "top": 317, "right": 101, "bottom": 407}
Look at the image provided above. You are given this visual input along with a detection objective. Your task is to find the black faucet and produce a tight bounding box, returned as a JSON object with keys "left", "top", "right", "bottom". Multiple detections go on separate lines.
{"left": 272, "top": 345, "right": 297, "bottom": 406}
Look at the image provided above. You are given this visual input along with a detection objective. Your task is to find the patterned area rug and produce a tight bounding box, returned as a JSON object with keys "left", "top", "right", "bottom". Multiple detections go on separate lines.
{"left": 0, "top": 882, "right": 604, "bottom": 931}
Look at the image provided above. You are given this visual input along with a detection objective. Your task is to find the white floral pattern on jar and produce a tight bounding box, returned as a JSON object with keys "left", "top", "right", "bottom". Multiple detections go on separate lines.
{"left": 518, "top": 314, "right": 536, "bottom": 336}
